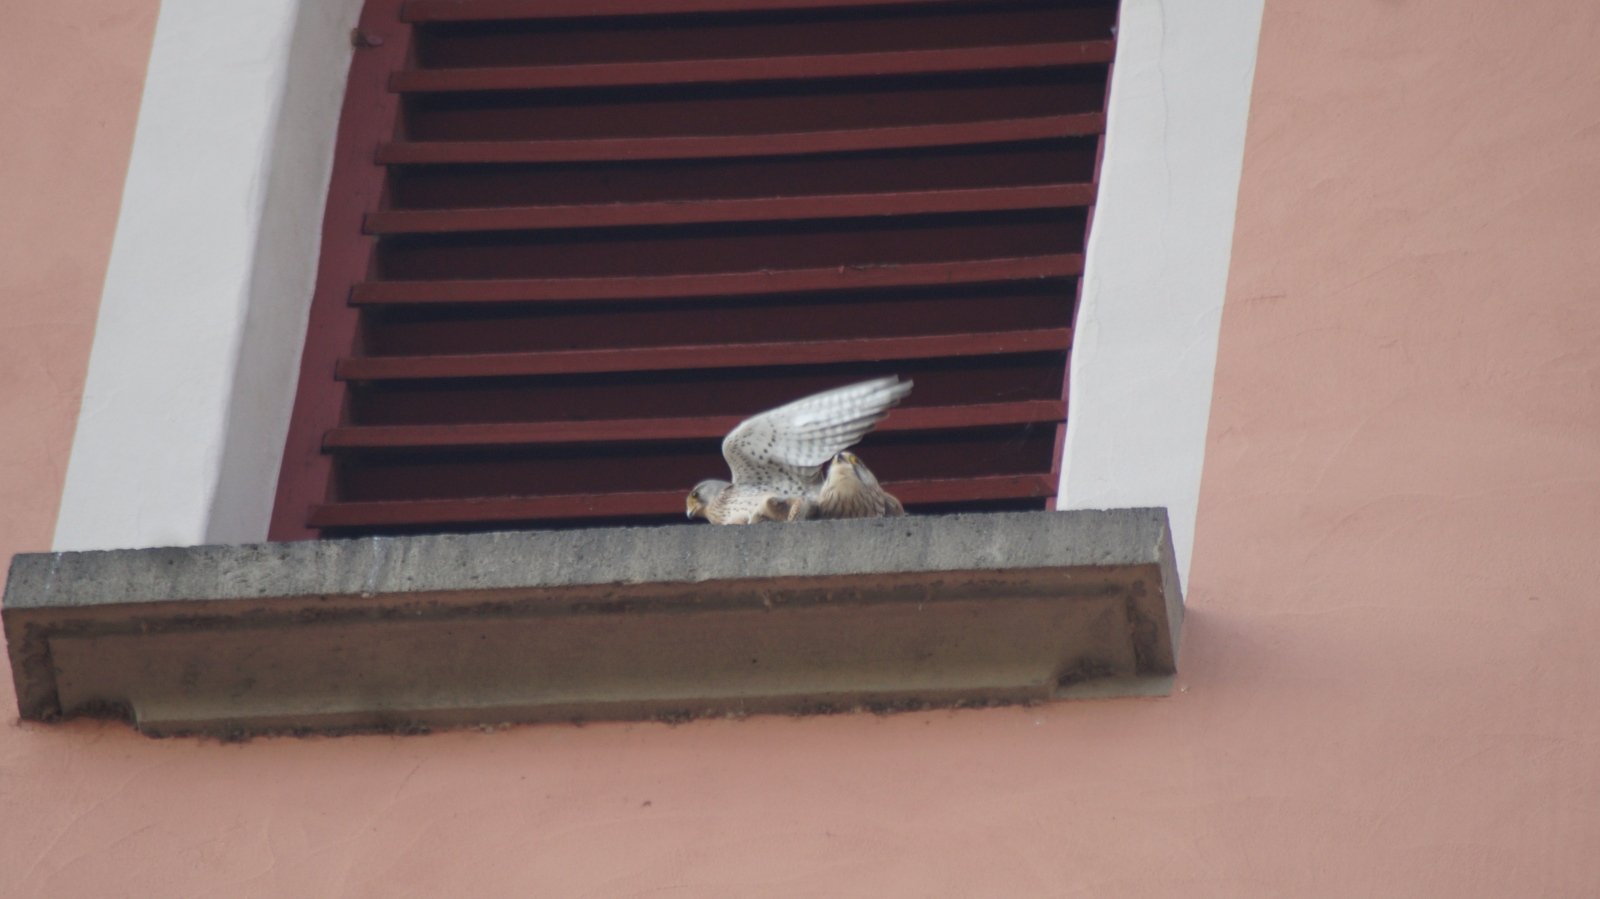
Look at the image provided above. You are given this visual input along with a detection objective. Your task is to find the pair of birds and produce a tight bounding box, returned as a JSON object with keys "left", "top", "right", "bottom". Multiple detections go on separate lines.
{"left": 685, "top": 376, "right": 911, "bottom": 525}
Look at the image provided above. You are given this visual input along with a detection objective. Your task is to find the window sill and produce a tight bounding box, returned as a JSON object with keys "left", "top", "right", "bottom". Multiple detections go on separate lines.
{"left": 4, "top": 509, "right": 1182, "bottom": 738}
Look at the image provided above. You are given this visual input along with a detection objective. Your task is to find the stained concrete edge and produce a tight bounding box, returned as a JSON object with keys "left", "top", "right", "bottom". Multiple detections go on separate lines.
{"left": 4, "top": 509, "right": 1184, "bottom": 735}
{"left": 6, "top": 509, "right": 1171, "bottom": 607}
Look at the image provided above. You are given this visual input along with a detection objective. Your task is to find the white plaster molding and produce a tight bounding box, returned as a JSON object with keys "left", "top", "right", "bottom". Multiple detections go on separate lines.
{"left": 54, "top": 0, "right": 361, "bottom": 551}
{"left": 1058, "top": 0, "right": 1266, "bottom": 582}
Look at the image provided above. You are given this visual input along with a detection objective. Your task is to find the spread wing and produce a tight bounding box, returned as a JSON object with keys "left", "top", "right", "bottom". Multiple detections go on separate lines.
{"left": 722, "top": 376, "right": 912, "bottom": 493}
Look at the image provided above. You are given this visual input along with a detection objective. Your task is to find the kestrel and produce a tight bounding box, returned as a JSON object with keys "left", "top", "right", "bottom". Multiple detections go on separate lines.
{"left": 685, "top": 377, "right": 911, "bottom": 525}
{"left": 794, "top": 451, "right": 905, "bottom": 520}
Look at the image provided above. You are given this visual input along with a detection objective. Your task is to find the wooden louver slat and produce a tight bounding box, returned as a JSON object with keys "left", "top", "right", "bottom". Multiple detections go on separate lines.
{"left": 350, "top": 254, "right": 1084, "bottom": 305}
{"left": 376, "top": 114, "right": 1106, "bottom": 165}
{"left": 365, "top": 184, "right": 1095, "bottom": 235}
{"left": 390, "top": 42, "right": 1116, "bottom": 92}
{"left": 270, "top": 0, "right": 1118, "bottom": 539}
{"left": 323, "top": 399, "right": 1064, "bottom": 450}
{"left": 309, "top": 474, "right": 1058, "bottom": 529}
{"left": 336, "top": 328, "right": 1072, "bottom": 380}
{"left": 404, "top": 0, "right": 999, "bottom": 23}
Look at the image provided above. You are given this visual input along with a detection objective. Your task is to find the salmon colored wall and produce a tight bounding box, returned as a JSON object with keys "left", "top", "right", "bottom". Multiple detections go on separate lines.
{"left": 5, "top": 1, "right": 1600, "bottom": 897}
{"left": 0, "top": 2, "right": 159, "bottom": 575}
{"left": 1184, "top": 1, "right": 1600, "bottom": 894}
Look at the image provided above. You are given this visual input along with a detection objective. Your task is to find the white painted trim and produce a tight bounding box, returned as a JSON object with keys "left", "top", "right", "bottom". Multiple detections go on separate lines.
{"left": 54, "top": 0, "right": 361, "bottom": 551}
{"left": 1058, "top": 0, "right": 1266, "bottom": 582}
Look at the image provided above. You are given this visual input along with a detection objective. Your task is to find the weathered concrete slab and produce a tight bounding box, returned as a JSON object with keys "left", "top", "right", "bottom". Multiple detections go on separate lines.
{"left": 4, "top": 509, "right": 1183, "bottom": 737}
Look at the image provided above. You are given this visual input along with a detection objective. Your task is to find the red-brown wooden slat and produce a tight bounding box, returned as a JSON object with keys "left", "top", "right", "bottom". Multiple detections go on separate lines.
{"left": 384, "top": 142, "right": 1099, "bottom": 210}
{"left": 365, "top": 184, "right": 1094, "bottom": 235}
{"left": 345, "top": 361, "right": 1067, "bottom": 429}
{"left": 336, "top": 328, "right": 1071, "bottom": 381}
{"left": 351, "top": 254, "right": 1082, "bottom": 305}
{"left": 376, "top": 115, "right": 1104, "bottom": 165}
{"left": 308, "top": 473, "right": 1055, "bottom": 528}
{"left": 391, "top": 42, "right": 1116, "bottom": 93}
{"left": 324, "top": 399, "right": 1064, "bottom": 450}
{"left": 404, "top": 0, "right": 982, "bottom": 23}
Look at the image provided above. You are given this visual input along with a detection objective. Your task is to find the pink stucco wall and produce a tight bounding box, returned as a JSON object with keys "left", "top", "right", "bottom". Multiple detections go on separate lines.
{"left": 4, "top": 0, "right": 1600, "bottom": 896}
{"left": 0, "top": 1, "right": 159, "bottom": 569}
{"left": 1184, "top": 0, "right": 1600, "bottom": 891}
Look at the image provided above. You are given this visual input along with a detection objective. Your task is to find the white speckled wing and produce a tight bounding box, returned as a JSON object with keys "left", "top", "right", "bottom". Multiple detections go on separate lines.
{"left": 721, "top": 376, "right": 913, "bottom": 494}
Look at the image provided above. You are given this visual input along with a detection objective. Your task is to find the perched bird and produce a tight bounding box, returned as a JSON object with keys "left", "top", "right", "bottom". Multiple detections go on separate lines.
{"left": 685, "top": 377, "right": 911, "bottom": 525}
{"left": 808, "top": 450, "right": 905, "bottom": 519}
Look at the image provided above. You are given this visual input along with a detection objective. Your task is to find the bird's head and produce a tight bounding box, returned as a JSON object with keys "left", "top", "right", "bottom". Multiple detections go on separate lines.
{"left": 686, "top": 479, "right": 729, "bottom": 519}
{"left": 827, "top": 451, "right": 881, "bottom": 487}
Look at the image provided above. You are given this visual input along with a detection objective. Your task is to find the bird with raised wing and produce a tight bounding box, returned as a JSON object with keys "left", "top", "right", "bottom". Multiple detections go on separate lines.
{"left": 685, "top": 377, "right": 911, "bottom": 525}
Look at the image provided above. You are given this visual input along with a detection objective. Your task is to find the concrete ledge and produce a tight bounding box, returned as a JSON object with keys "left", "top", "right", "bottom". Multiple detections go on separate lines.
{"left": 4, "top": 509, "right": 1183, "bottom": 737}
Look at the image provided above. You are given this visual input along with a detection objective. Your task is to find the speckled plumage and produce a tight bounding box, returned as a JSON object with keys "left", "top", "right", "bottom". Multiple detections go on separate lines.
{"left": 807, "top": 451, "right": 905, "bottom": 519}
{"left": 685, "top": 377, "right": 911, "bottom": 525}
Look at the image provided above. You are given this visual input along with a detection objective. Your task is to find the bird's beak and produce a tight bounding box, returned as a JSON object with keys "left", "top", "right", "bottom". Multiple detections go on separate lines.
{"left": 686, "top": 496, "right": 703, "bottom": 519}
{"left": 838, "top": 452, "right": 859, "bottom": 467}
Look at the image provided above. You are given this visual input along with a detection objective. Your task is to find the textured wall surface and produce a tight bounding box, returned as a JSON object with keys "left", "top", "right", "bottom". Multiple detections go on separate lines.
{"left": 1183, "top": 1, "right": 1600, "bottom": 892}
{"left": 3, "top": 0, "right": 1599, "bottom": 896}
{"left": 0, "top": 1, "right": 158, "bottom": 568}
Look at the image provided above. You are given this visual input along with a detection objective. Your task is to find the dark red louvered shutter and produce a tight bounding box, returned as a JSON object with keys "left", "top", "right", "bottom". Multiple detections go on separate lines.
{"left": 270, "top": 0, "right": 1117, "bottom": 539}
